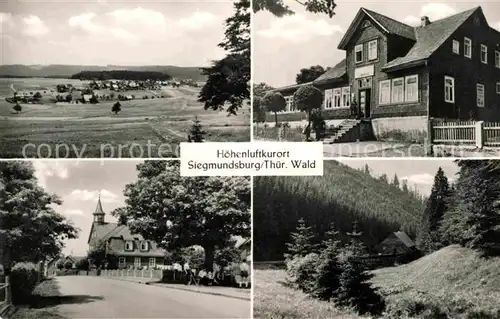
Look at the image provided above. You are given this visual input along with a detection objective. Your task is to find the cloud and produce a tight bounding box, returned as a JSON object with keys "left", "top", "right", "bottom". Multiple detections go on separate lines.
{"left": 403, "top": 3, "right": 457, "bottom": 26}
{"left": 178, "top": 11, "right": 217, "bottom": 30}
{"left": 109, "top": 27, "right": 136, "bottom": 40}
{"left": 33, "top": 161, "right": 70, "bottom": 188}
{"left": 67, "top": 189, "right": 119, "bottom": 203}
{"left": 68, "top": 12, "right": 102, "bottom": 33}
{"left": 401, "top": 173, "right": 435, "bottom": 185}
{"left": 22, "top": 15, "right": 49, "bottom": 37}
{"left": 65, "top": 209, "right": 84, "bottom": 216}
{"left": 108, "top": 7, "right": 166, "bottom": 27}
{"left": 258, "top": 14, "right": 343, "bottom": 42}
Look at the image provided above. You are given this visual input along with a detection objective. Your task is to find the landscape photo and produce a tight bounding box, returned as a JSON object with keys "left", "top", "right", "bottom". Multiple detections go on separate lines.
{"left": 254, "top": 159, "right": 500, "bottom": 318}
{"left": 0, "top": 1, "right": 250, "bottom": 158}
{"left": 0, "top": 160, "right": 251, "bottom": 318}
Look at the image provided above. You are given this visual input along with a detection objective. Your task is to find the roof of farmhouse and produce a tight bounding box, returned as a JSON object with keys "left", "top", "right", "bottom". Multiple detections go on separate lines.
{"left": 274, "top": 6, "right": 497, "bottom": 91}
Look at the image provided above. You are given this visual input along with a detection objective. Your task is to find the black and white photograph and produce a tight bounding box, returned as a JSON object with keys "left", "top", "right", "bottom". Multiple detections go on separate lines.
{"left": 253, "top": 159, "right": 500, "bottom": 318}
{"left": 0, "top": 0, "right": 250, "bottom": 159}
{"left": 253, "top": 1, "right": 500, "bottom": 158}
{"left": 0, "top": 160, "right": 251, "bottom": 318}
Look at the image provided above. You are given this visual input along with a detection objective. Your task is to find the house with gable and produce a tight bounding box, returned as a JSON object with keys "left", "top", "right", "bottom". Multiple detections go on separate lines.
{"left": 267, "top": 6, "right": 500, "bottom": 142}
{"left": 88, "top": 196, "right": 166, "bottom": 270}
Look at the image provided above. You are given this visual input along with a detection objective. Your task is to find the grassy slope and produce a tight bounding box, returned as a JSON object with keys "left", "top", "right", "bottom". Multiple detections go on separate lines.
{"left": 254, "top": 161, "right": 424, "bottom": 261}
{"left": 254, "top": 269, "right": 366, "bottom": 319}
{"left": 371, "top": 245, "right": 500, "bottom": 317}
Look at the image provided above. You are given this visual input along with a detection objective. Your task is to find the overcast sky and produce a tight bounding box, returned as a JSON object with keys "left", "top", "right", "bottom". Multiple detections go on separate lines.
{"left": 254, "top": 0, "right": 500, "bottom": 87}
{"left": 33, "top": 160, "right": 143, "bottom": 257}
{"left": 338, "top": 159, "right": 459, "bottom": 196}
{"left": 0, "top": 0, "right": 234, "bottom": 66}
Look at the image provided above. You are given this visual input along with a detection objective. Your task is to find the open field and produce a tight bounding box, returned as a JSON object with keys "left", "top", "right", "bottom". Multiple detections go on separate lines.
{"left": 0, "top": 78, "right": 250, "bottom": 158}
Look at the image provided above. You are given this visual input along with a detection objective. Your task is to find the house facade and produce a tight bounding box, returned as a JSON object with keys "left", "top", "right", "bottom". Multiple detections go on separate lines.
{"left": 268, "top": 6, "right": 500, "bottom": 141}
{"left": 88, "top": 197, "right": 166, "bottom": 270}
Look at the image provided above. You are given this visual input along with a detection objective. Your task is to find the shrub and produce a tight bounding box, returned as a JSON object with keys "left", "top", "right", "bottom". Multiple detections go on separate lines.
{"left": 285, "top": 253, "right": 319, "bottom": 293}
{"left": 64, "top": 260, "right": 73, "bottom": 270}
{"left": 10, "top": 262, "right": 40, "bottom": 304}
{"left": 56, "top": 260, "right": 64, "bottom": 270}
{"left": 262, "top": 92, "right": 286, "bottom": 127}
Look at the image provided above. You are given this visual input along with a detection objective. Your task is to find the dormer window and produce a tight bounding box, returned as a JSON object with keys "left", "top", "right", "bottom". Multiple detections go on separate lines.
{"left": 140, "top": 241, "right": 149, "bottom": 251}
{"left": 355, "top": 44, "right": 363, "bottom": 63}
{"left": 362, "top": 20, "right": 371, "bottom": 28}
{"left": 125, "top": 241, "right": 134, "bottom": 251}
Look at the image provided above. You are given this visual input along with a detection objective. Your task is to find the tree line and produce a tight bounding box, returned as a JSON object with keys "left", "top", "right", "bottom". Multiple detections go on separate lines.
{"left": 71, "top": 71, "right": 172, "bottom": 81}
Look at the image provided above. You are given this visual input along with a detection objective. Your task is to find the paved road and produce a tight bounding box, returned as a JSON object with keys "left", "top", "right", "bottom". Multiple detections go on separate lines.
{"left": 51, "top": 276, "right": 250, "bottom": 318}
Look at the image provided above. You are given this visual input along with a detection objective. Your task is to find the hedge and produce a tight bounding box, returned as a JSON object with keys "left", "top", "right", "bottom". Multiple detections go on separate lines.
{"left": 10, "top": 262, "right": 40, "bottom": 305}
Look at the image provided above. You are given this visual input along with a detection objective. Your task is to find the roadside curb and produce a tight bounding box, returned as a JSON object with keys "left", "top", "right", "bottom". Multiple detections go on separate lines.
{"left": 146, "top": 283, "right": 251, "bottom": 301}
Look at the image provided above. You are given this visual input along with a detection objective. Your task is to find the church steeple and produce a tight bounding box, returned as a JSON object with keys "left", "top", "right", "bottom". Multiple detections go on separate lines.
{"left": 93, "top": 191, "right": 105, "bottom": 224}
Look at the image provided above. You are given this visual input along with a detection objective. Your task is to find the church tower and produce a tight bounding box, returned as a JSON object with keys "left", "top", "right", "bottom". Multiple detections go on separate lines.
{"left": 93, "top": 193, "right": 105, "bottom": 224}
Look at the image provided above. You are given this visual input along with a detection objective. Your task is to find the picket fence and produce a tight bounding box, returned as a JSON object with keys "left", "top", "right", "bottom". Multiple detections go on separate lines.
{"left": 430, "top": 119, "right": 500, "bottom": 147}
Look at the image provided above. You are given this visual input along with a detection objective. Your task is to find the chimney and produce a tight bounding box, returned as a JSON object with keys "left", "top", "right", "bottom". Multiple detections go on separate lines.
{"left": 421, "top": 16, "right": 431, "bottom": 27}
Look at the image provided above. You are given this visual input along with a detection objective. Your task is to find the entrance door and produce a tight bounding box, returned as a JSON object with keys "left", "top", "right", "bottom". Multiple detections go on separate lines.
{"left": 359, "top": 89, "right": 371, "bottom": 118}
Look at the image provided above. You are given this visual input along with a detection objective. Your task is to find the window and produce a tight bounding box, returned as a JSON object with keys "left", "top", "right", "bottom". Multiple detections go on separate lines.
{"left": 140, "top": 241, "right": 148, "bottom": 251}
{"left": 379, "top": 80, "right": 391, "bottom": 104}
{"left": 149, "top": 258, "right": 156, "bottom": 268}
{"left": 496, "top": 83, "right": 500, "bottom": 94}
{"left": 333, "top": 88, "right": 342, "bottom": 107}
{"left": 481, "top": 45, "right": 488, "bottom": 64}
{"left": 134, "top": 257, "right": 141, "bottom": 268}
{"left": 125, "top": 241, "right": 134, "bottom": 251}
{"left": 355, "top": 44, "right": 363, "bottom": 63}
{"left": 444, "top": 76, "right": 455, "bottom": 103}
{"left": 362, "top": 20, "right": 372, "bottom": 28}
{"left": 358, "top": 77, "right": 372, "bottom": 88}
{"left": 391, "top": 78, "right": 404, "bottom": 103}
{"left": 495, "top": 51, "right": 500, "bottom": 68}
{"left": 119, "top": 257, "right": 125, "bottom": 267}
{"left": 464, "top": 37, "right": 472, "bottom": 58}
{"left": 452, "top": 40, "right": 460, "bottom": 54}
{"left": 284, "top": 96, "right": 295, "bottom": 112}
{"left": 324, "top": 89, "right": 334, "bottom": 109}
{"left": 405, "top": 75, "right": 419, "bottom": 102}
{"left": 342, "top": 87, "right": 351, "bottom": 107}
{"left": 477, "top": 84, "right": 485, "bottom": 107}
{"left": 368, "top": 40, "right": 378, "bottom": 60}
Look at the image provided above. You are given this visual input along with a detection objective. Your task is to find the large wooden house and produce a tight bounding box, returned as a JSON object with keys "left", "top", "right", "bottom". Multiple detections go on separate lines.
{"left": 268, "top": 6, "right": 500, "bottom": 142}
{"left": 88, "top": 197, "right": 166, "bottom": 269}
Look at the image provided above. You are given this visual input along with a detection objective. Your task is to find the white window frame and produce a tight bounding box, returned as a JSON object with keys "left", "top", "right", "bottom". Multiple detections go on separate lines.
{"left": 283, "top": 96, "right": 295, "bottom": 113}
{"left": 379, "top": 80, "right": 391, "bottom": 105}
{"left": 140, "top": 241, "right": 148, "bottom": 251}
{"left": 464, "top": 37, "right": 472, "bottom": 58}
{"left": 368, "top": 39, "right": 378, "bottom": 60}
{"left": 452, "top": 40, "right": 460, "bottom": 54}
{"left": 149, "top": 258, "right": 156, "bottom": 268}
{"left": 333, "top": 88, "right": 342, "bottom": 108}
{"left": 444, "top": 76, "right": 455, "bottom": 103}
{"left": 125, "top": 241, "right": 134, "bottom": 251}
{"left": 355, "top": 44, "right": 363, "bottom": 63}
{"left": 477, "top": 83, "right": 485, "bottom": 107}
{"left": 497, "top": 82, "right": 500, "bottom": 94}
{"left": 119, "top": 257, "right": 126, "bottom": 267}
{"left": 341, "top": 87, "right": 351, "bottom": 107}
{"left": 391, "top": 77, "right": 405, "bottom": 103}
{"left": 495, "top": 51, "right": 500, "bottom": 68}
{"left": 134, "top": 257, "right": 141, "bottom": 268}
{"left": 324, "top": 89, "right": 334, "bottom": 109}
{"left": 405, "top": 75, "right": 419, "bottom": 103}
{"left": 481, "top": 45, "right": 488, "bottom": 64}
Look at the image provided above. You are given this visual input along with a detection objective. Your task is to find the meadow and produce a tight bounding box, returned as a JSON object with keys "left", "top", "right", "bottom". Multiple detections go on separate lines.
{"left": 0, "top": 78, "right": 250, "bottom": 158}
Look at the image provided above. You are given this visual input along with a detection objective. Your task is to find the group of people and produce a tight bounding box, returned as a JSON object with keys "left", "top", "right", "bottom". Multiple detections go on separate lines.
{"left": 180, "top": 261, "right": 250, "bottom": 286}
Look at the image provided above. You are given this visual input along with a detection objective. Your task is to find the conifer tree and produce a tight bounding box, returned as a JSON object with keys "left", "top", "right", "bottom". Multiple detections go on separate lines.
{"left": 345, "top": 221, "right": 366, "bottom": 256}
{"left": 311, "top": 223, "right": 343, "bottom": 300}
{"left": 333, "top": 260, "right": 385, "bottom": 315}
{"left": 417, "top": 167, "right": 450, "bottom": 253}
{"left": 379, "top": 173, "right": 388, "bottom": 184}
{"left": 285, "top": 218, "right": 317, "bottom": 259}
{"left": 402, "top": 180, "right": 409, "bottom": 194}
{"left": 187, "top": 117, "right": 207, "bottom": 143}
{"left": 364, "top": 164, "right": 370, "bottom": 175}
{"left": 391, "top": 174, "right": 400, "bottom": 189}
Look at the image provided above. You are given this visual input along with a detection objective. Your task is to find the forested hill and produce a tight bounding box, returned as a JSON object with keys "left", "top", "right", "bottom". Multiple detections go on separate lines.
{"left": 254, "top": 161, "right": 425, "bottom": 261}
{"left": 0, "top": 65, "right": 206, "bottom": 81}
{"left": 71, "top": 70, "right": 171, "bottom": 81}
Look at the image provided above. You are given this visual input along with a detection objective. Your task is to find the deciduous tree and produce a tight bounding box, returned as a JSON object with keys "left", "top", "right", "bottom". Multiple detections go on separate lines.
{"left": 293, "top": 85, "right": 324, "bottom": 140}
{"left": 261, "top": 92, "right": 286, "bottom": 127}
{"left": 112, "top": 161, "right": 250, "bottom": 270}
{"left": 253, "top": 0, "right": 337, "bottom": 17}
{"left": 296, "top": 65, "right": 327, "bottom": 84}
{"left": 0, "top": 161, "right": 79, "bottom": 272}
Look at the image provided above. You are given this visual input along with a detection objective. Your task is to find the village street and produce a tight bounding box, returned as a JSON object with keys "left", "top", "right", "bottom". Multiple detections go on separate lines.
{"left": 39, "top": 276, "right": 250, "bottom": 318}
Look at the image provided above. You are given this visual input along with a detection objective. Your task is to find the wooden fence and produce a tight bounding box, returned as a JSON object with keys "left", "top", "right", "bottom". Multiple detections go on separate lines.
{"left": 0, "top": 275, "right": 11, "bottom": 313}
{"left": 430, "top": 119, "right": 500, "bottom": 148}
{"left": 100, "top": 269, "right": 163, "bottom": 280}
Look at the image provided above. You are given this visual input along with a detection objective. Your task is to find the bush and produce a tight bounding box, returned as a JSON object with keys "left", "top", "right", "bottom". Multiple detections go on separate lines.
{"left": 64, "top": 260, "right": 73, "bottom": 270}
{"left": 10, "top": 262, "right": 40, "bottom": 305}
{"left": 285, "top": 253, "right": 319, "bottom": 293}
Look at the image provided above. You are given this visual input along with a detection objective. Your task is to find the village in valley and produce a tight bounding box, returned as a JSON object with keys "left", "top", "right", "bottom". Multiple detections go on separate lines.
{"left": 253, "top": 159, "right": 500, "bottom": 319}
{"left": 0, "top": 160, "right": 251, "bottom": 319}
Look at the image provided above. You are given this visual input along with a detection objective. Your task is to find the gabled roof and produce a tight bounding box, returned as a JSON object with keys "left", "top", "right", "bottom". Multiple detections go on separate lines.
{"left": 313, "top": 59, "right": 347, "bottom": 85}
{"left": 383, "top": 7, "right": 479, "bottom": 71}
{"left": 393, "top": 231, "right": 416, "bottom": 248}
{"left": 338, "top": 7, "right": 416, "bottom": 49}
{"left": 87, "top": 221, "right": 118, "bottom": 244}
